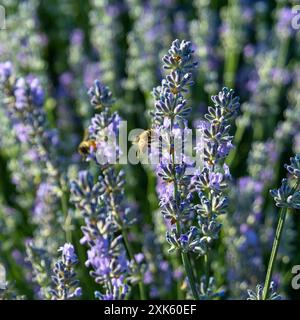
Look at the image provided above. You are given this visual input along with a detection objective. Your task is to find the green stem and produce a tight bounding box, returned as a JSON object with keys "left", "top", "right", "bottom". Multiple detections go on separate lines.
{"left": 226, "top": 113, "right": 249, "bottom": 167}
{"left": 224, "top": 50, "right": 239, "bottom": 89}
{"left": 174, "top": 257, "right": 185, "bottom": 299}
{"left": 204, "top": 253, "right": 210, "bottom": 290}
{"left": 122, "top": 228, "right": 146, "bottom": 300}
{"left": 277, "top": 37, "right": 290, "bottom": 69}
{"left": 262, "top": 181, "right": 299, "bottom": 300}
{"left": 262, "top": 207, "right": 287, "bottom": 300}
{"left": 268, "top": 37, "right": 290, "bottom": 132}
{"left": 60, "top": 184, "right": 72, "bottom": 243}
{"left": 181, "top": 252, "right": 200, "bottom": 300}
{"left": 108, "top": 170, "right": 146, "bottom": 300}
{"left": 170, "top": 116, "right": 199, "bottom": 300}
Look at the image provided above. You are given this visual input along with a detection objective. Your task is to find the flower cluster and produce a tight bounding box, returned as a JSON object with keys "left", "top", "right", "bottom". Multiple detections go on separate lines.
{"left": 151, "top": 40, "right": 240, "bottom": 299}
{"left": 0, "top": 62, "right": 60, "bottom": 188}
{"left": 0, "top": 63, "right": 55, "bottom": 161}
{"left": 270, "top": 155, "right": 300, "bottom": 209}
{"left": 285, "top": 155, "right": 300, "bottom": 179}
{"left": 0, "top": 63, "right": 65, "bottom": 298}
{"left": 95, "top": 276, "right": 129, "bottom": 300}
{"left": 25, "top": 241, "right": 52, "bottom": 299}
{"left": 86, "top": 80, "right": 122, "bottom": 165}
{"left": 249, "top": 154, "right": 300, "bottom": 300}
{"left": 151, "top": 40, "right": 197, "bottom": 256}
{"left": 152, "top": 39, "right": 197, "bottom": 128}
{"left": 49, "top": 243, "right": 81, "bottom": 300}
{"left": 0, "top": 264, "right": 24, "bottom": 300}
{"left": 197, "top": 276, "right": 225, "bottom": 300}
{"left": 0, "top": 1, "right": 47, "bottom": 77}
{"left": 70, "top": 81, "right": 140, "bottom": 299}
{"left": 247, "top": 282, "right": 281, "bottom": 300}
{"left": 70, "top": 170, "right": 130, "bottom": 299}
{"left": 192, "top": 88, "right": 240, "bottom": 255}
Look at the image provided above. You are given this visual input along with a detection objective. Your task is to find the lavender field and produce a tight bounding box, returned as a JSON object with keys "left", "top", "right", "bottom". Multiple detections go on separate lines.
{"left": 0, "top": 0, "right": 300, "bottom": 301}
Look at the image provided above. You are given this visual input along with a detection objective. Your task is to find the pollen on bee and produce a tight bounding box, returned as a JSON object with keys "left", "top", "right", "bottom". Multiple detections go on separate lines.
{"left": 171, "top": 87, "right": 179, "bottom": 94}
{"left": 171, "top": 217, "right": 177, "bottom": 225}
{"left": 172, "top": 55, "right": 181, "bottom": 62}
{"left": 90, "top": 140, "right": 97, "bottom": 150}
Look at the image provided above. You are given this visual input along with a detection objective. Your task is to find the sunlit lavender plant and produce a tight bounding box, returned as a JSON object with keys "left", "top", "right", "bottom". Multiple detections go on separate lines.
{"left": 25, "top": 241, "right": 52, "bottom": 299}
{"left": 0, "top": 0, "right": 47, "bottom": 78}
{"left": 150, "top": 39, "right": 240, "bottom": 299}
{"left": 247, "top": 281, "right": 281, "bottom": 300}
{"left": 49, "top": 243, "right": 81, "bottom": 300}
{"left": 149, "top": 39, "right": 201, "bottom": 299}
{"left": 0, "top": 264, "right": 24, "bottom": 300}
{"left": 70, "top": 170, "right": 131, "bottom": 300}
{"left": 0, "top": 62, "right": 59, "bottom": 188}
{"left": 193, "top": 87, "right": 240, "bottom": 296}
{"left": 70, "top": 80, "right": 145, "bottom": 299}
{"left": 0, "top": 62, "right": 72, "bottom": 297}
{"left": 259, "top": 155, "right": 300, "bottom": 300}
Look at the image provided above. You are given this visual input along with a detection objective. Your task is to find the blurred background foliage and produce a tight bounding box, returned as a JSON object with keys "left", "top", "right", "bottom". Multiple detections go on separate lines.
{"left": 1, "top": 0, "right": 300, "bottom": 299}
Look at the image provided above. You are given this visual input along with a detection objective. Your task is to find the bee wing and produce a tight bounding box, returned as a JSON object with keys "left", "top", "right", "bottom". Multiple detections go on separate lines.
{"left": 140, "top": 140, "right": 148, "bottom": 153}
{"left": 132, "top": 136, "right": 139, "bottom": 145}
{"left": 149, "top": 129, "right": 157, "bottom": 142}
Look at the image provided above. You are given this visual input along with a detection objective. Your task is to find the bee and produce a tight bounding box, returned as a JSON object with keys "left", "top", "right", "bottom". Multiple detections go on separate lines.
{"left": 78, "top": 129, "right": 97, "bottom": 157}
{"left": 132, "top": 129, "right": 155, "bottom": 157}
{"left": 170, "top": 217, "right": 177, "bottom": 225}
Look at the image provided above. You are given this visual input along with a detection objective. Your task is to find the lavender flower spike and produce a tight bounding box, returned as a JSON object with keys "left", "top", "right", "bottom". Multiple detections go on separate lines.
{"left": 247, "top": 282, "right": 281, "bottom": 300}
{"left": 70, "top": 170, "right": 131, "bottom": 300}
{"left": 151, "top": 40, "right": 200, "bottom": 299}
{"left": 262, "top": 155, "right": 300, "bottom": 300}
{"left": 49, "top": 243, "right": 82, "bottom": 300}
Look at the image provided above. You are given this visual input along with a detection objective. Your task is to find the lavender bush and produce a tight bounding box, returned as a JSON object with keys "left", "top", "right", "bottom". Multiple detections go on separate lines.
{"left": 0, "top": 0, "right": 300, "bottom": 301}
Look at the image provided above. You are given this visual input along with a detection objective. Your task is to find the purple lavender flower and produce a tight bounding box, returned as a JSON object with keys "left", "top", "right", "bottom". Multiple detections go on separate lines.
{"left": 243, "top": 44, "right": 255, "bottom": 59}
{"left": 27, "top": 76, "right": 45, "bottom": 107}
{"left": 276, "top": 7, "right": 295, "bottom": 39}
{"left": 14, "top": 78, "right": 28, "bottom": 110}
{"left": 71, "top": 155, "right": 131, "bottom": 298}
{"left": 151, "top": 40, "right": 199, "bottom": 254}
{"left": 285, "top": 155, "right": 300, "bottom": 179}
{"left": 193, "top": 88, "right": 240, "bottom": 255}
{"left": 58, "top": 243, "right": 78, "bottom": 265}
{"left": 95, "top": 275, "right": 129, "bottom": 300}
{"left": 13, "top": 123, "right": 30, "bottom": 143}
{"left": 270, "top": 68, "right": 291, "bottom": 86}
{"left": 50, "top": 244, "right": 81, "bottom": 300}
{"left": 247, "top": 282, "right": 281, "bottom": 300}
{"left": 0, "top": 61, "right": 13, "bottom": 82}
{"left": 70, "top": 29, "right": 84, "bottom": 46}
